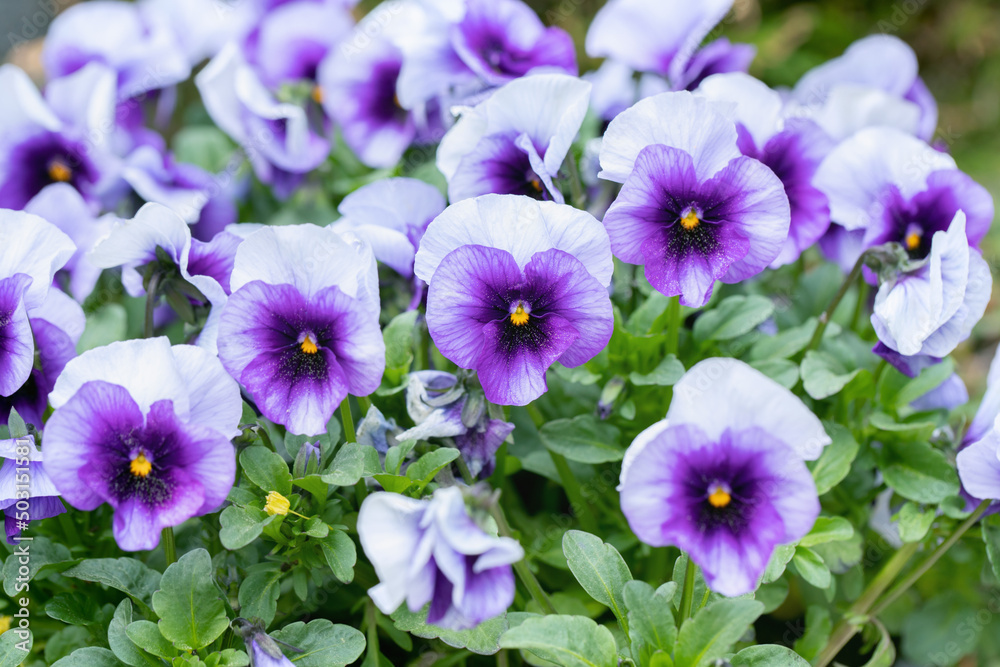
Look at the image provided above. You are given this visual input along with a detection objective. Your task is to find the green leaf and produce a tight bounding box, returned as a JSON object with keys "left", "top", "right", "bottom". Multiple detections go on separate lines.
{"left": 151, "top": 549, "right": 229, "bottom": 651}
{"left": 7, "top": 408, "right": 27, "bottom": 437}
{"left": 894, "top": 502, "right": 936, "bottom": 543}
{"left": 693, "top": 295, "right": 774, "bottom": 343}
{"left": 51, "top": 647, "right": 125, "bottom": 667}
{"left": 320, "top": 530, "right": 357, "bottom": 584}
{"left": 798, "top": 516, "right": 854, "bottom": 547}
{"left": 562, "top": 531, "right": 632, "bottom": 634}
{"left": 108, "top": 600, "right": 159, "bottom": 667}
{"left": 793, "top": 606, "right": 831, "bottom": 662}
{"left": 384, "top": 440, "right": 417, "bottom": 475}
{"left": 63, "top": 558, "right": 162, "bottom": 614}
{"left": 383, "top": 310, "right": 419, "bottom": 384}
{"left": 498, "top": 615, "right": 618, "bottom": 667}
{"left": 883, "top": 357, "right": 955, "bottom": 409}
{"left": 982, "top": 514, "right": 1000, "bottom": 582}
{"left": 0, "top": 628, "right": 31, "bottom": 667}
{"left": 801, "top": 350, "right": 862, "bottom": 400}
{"left": 321, "top": 442, "right": 382, "bottom": 486}
{"left": 623, "top": 580, "right": 677, "bottom": 658}
{"left": 792, "top": 547, "right": 831, "bottom": 589}
{"left": 172, "top": 125, "right": 236, "bottom": 173}
{"left": 731, "top": 645, "right": 811, "bottom": 666}
{"left": 370, "top": 473, "right": 413, "bottom": 494}
{"left": 862, "top": 619, "right": 895, "bottom": 667}
{"left": 270, "top": 619, "right": 366, "bottom": 666}
{"left": 391, "top": 606, "right": 507, "bottom": 655}
{"left": 405, "top": 447, "right": 461, "bottom": 485}
{"left": 46, "top": 592, "right": 101, "bottom": 626}
{"left": 240, "top": 446, "right": 293, "bottom": 495}
{"left": 748, "top": 358, "right": 799, "bottom": 389}
{"left": 879, "top": 439, "right": 959, "bottom": 503}
{"left": 238, "top": 565, "right": 283, "bottom": 626}
{"left": 540, "top": 415, "right": 624, "bottom": 464}
{"left": 126, "top": 621, "right": 178, "bottom": 660}
{"left": 869, "top": 412, "right": 936, "bottom": 442}
{"left": 219, "top": 504, "right": 277, "bottom": 550}
{"left": 809, "top": 423, "right": 859, "bottom": 495}
{"left": 629, "top": 355, "right": 685, "bottom": 386}
{"left": 78, "top": 303, "right": 128, "bottom": 352}
{"left": 749, "top": 319, "right": 826, "bottom": 361}
{"left": 673, "top": 599, "right": 764, "bottom": 667}
{"left": 3, "top": 536, "right": 74, "bottom": 597}
{"left": 762, "top": 544, "right": 796, "bottom": 584}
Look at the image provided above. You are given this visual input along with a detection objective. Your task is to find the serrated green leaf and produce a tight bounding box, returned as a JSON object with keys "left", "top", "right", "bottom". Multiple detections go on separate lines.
{"left": 801, "top": 350, "right": 861, "bottom": 400}
{"left": 238, "top": 565, "right": 283, "bottom": 626}
{"left": 879, "top": 439, "right": 959, "bottom": 503}
{"left": 731, "top": 645, "right": 810, "bottom": 666}
{"left": 320, "top": 530, "right": 356, "bottom": 584}
{"left": 271, "top": 619, "right": 366, "bottom": 666}
{"left": 152, "top": 549, "right": 228, "bottom": 651}
{"left": 240, "top": 446, "right": 293, "bottom": 495}
{"left": 126, "top": 621, "right": 178, "bottom": 660}
{"left": 562, "top": 531, "right": 632, "bottom": 634}
{"left": 392, "top": 606, "right": 508, "bottom": 655}
{"left": 322, "top": 442, "right": 382, "bottom": 486}
{"left": 629, "top": 355, "right": 685, "bottom": 386}
{"left": 405, "top": 447, "right": 460, "bottom": 484}
{"left": 809, "top": 423, "right": 860, "bottom": 495}
{"left": 499, "top": 615, "right": 617, "bottom": 667}
{"left": 540, "top": 415, "right": 623, "bottom": 464}
{"left": 674, "top": 599, "right": 764, "bottom": 667}
{"left": 792, "top": 547, "right": 832, "bottom": 589}
{"left": 799, "top": 517, "right": 854, "bottom": 547}
{"left": 219, "top": 504, "right": 276, "bottom": 550}
{"left": 693, "top": 295, "right": 774, "bottom": 343}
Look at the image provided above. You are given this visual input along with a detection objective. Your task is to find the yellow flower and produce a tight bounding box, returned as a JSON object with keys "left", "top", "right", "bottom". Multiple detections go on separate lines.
{"left": 0, "top": 616, "right": 11, "bottom": 634}
{"left": 264, "top": 491, "right": 291, "bottom": 516}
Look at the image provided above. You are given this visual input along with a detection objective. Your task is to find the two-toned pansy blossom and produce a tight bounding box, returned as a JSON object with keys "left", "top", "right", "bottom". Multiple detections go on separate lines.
{"left": 44, "top": 338, "right": 242, "bottom": 551}
{"left": 436, "top": 74, "right": 591, "bottom": 203}
{"left": 217, "top": 225, "right": 385, "bottom": 435}
{"left": 619, "top": 358, "right": 828, "bottom": 596}
{"left": 957, "top": 347, "right": 1000, "bottom": 509}
{"left": 358, "top": 486, "right": 524, "bottom": 629}
{"left": 415, "top": 195, "right": 614, "bottom": 406}
{"left": 0, "top": 435, "right": 65, "bottom": 543}
{"left": 870, "top": 212, "right": 991, "bottom": 377}
{"left": 232, "top": 618, "right": 295, "bottom": 667}
{"left": 599, "top": 91, "right": 790, "bottom": 306}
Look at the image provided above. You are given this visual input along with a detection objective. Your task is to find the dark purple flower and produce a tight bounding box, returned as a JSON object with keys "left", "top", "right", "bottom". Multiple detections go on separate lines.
{"left": 674, "top": 38, "right": 756, "bottom": 91}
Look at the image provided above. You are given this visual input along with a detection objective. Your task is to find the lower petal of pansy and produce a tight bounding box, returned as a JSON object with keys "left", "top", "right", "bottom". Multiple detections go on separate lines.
{"left": 455, "top": 563, "right": 515, "bottom": 629}
{"left": 449, "top": 133, "right": 552, "bottom": 203}
{"left": 315, "top": 285, "right": 386, "bottom": 399}
{"left": 0, "top": 274, "right": 34, "bottom": 397}
{"left": 475, "top": 312, "right": 579, "bottom": 406}
{"left": 218, "top": 280, "right": 304, "bottom": 378}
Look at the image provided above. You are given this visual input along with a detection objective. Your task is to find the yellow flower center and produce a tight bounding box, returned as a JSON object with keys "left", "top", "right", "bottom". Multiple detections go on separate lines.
{"left": 300, "top": 335, "right": 318, "bottom": 354}
{"left": 529, "top": 177, "right": 543, "bottom": 192}
{"left": 707, "top": 485, "right": 731, "bottom": 508}
{"left": 130, "top": 453, "right": 152, "bottom": 478}
{"left": 265, "top": 491, "right": 291, "bottom": 516}
{"left": 510, "top": 303, "right": 530, "bottom": 326}
{"left": 311, "top": 85, "right": 324, "bottom": 104}
{"left": 48, "top": 159, "right": 72, "bottom": 183}
{"left": 680, "top": 209, "right": 700, "bottom": 230}
{"left": 905, "top": 230, "right": 922, "bottom": 250}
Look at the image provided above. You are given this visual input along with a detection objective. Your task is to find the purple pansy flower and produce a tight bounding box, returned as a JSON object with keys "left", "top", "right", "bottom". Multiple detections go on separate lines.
{"left": 196, "top": 44, "right": 330, "bottom": 198}
{"left": 436, "top": 74, "right": 591, "bottom": 204}
{"left": 43, "top": 0, "right": 191, "bottom": 100}
{"left": 0, "top": 435, "right": 66, "bottom": 544}
{"left": 956, "top": 347, "right": 1000, "bottom": 511}
{"left": 398, "top": 371, "right": 515, "bottom": 478}
{"left": 0, "top": 64, "right": 118, "bottom": 210}
{"left": 358, "top": 486, "right": 524, "bottom": 629}
{"left": 415, "top": 195, "right": 614, "bottom": 406}
{"left": 90, "top": 203, "right": 242, "bottom": 353}
{"left": 620, "top": 358, "right": 827, "bottom": 596}
{"left": 0, "top": 210, "right": 76, "bottom": 400}
{"left": 217, "top": 225, "right": 385, "bottom": 435}
{"left": 317, "top": 36, "right": 415, "bottom": 169}
{"left": 599, "top": 91, "right": 790, "bottom": 307}
{"left": 44, "top": 338, "right": 242, "bottom": 551}
{"left": 141, "top": 0, "right": 253, "bottom": 68}
{"left": 871, "top": 212, "right": 992, "bottom": 377}
{"left": 814, "top": 127, "right": 992, "bottom": 268}
{"left": 696, "top": 72, "right": 834, "bottom": 266}
{"left": 910, "top": 373, "right": 969, "bottom": 413}
{"left": 232, "top": 618, "right": 296, "bottom": 667}
{"left": 330, "top": 178, "right": 446, "bottom": 278}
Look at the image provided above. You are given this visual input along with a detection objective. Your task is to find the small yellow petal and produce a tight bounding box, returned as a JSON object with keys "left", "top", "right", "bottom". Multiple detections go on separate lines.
{"left": 265, "top": 491, "right": 291, "bottom": 516}
{"left": 680, "top": 210, "right": 700, "bottom": 230}
{"left": 510, "top": 304, "right": 529, "bottom": 326}
{"left": 707, "top": 486, "right": 731, "bottom": 508}
{"left": 300, "top": 335, "right": 318, "bottom": 354}
{"left": 130, "top": 453, "right": 152, "bottom": 478}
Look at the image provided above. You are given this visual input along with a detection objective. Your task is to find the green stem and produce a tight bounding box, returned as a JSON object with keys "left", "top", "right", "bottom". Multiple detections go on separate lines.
{"left": 144, "top": 272, "right": 161, "bottom": 339}
{"left": 664, "top": 296, "right": 681, "bottom": 355}
{"left": 490, "top": 502, "right": 557, "bottom": 615}
{"left": 454, "top": 452, "right": 475, "bottom": 485}
{"left": 871, "top": 500, "right": 991, "bottom": 616}
{"left": 564, "top": 153, "right": 586, "bottom": 209}
{"left": 365, "top": 600, "right": 381, "bottom": 666}
{"left": 679, "top": 557, "right": 698, "bottom": 622}
{"left": 58, "top": 512, "right": 81, "bottom": 547}
{"left": 805, "top": 251, "right": 867, "bottom": 354}
{"left": 813, "top": 540, "right": 922, "bottom": 667}
{"left": 340, "top": 398, "right": 356, "bottom": 443}
{"left": 356, "top": 395, "right": 372, "bottom": 418}
{"left": 161, "top": 526, "right": 177, "bottom": 566}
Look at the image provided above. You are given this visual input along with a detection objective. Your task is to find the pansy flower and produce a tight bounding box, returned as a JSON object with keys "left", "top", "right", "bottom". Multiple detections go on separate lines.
{"left": 619, "top": 358, "right": 828, "bottom": 596}
{"left": 956, "top": 347, "right": 1000, "bottom": 511}
{"left": 232, "top": 618, "right": 296, "bottom": 667}
{"left": 415, "top": 195, "right": 614, "bottom": 406}
{"left": 44, "top": 338, "right": 242, "bottom": 551}
{"left": 870, "top": 212, "right": 991, "bottom": 377}
{"left": 599, "top": 91, "right": 790, "bottom": 307}
{"left": 358, "top": 486, "right": 524, "bottom": 629}
{"left": 696, "top": 72, "right": 834, "bottom": 266}
{"left": 436, "top": 74, "right": 591, "bottom": 203}
{"left": 217, "top": 225, "right": 385, "bottom": 435}
{"left": 330, "top": 178, "right": 446, "bottom": 278}
{"left": 0, "top": 435, "right": 66, "bottom": 543}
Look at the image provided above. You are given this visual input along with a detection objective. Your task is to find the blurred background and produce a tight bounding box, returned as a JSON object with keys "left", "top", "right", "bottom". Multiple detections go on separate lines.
{"left": 3, "top": 0, "right": 1000, "bottom": 389}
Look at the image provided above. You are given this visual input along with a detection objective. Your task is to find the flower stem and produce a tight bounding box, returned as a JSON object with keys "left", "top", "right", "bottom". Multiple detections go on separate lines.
{"left": 805, "top": 252, "right": 867, "bottom": 354}
{"left": 356, "top": 395, "right": 372, "bottom": 418}
{"left": 144, "top": 272, "right": 161, "bottom": 339}
{"left": 161, "top": 526, "right": 177, "bottom": 566}
{"left": 664, "top": 296, "right": 681, "bottom": 355}
{"left": 340, "top": 398, "right": 356, "bottom": 443}
{"left": 489, "top": 502, "right": 557, "bottom": 615}
{"left": 679, "top": 556, "right": 698, "bottom": 622}
{"left": 565, "top": 153, "right": 586, "bottom": 209}
{"left": 58, "top": 512, "right": 81, "bottom": 547}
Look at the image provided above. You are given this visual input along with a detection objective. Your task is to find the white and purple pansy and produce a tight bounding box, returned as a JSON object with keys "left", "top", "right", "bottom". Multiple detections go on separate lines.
{"left": 415, "top": 194, "right": 614, "bottom": 406}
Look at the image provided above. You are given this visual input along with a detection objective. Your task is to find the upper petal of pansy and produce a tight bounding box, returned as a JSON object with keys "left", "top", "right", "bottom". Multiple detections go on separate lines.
{"left": 120, "top": 146, "right": 213, "bottom": 224}
{"left": 358, "top": 492, "right": 427, "bottom": 614}
{"left": 585, "top": 0, "right": 733, "bottom": 75}
{"left": 338, "top": 178, "right": 446, "bottom": 237}
{"left": 329, "top": 222, "right": 415, "bottom": 278}
{"left": 0, "top": 275, "right": 34, "bottom": 397}
{"left": 425, "top": 245, "right": 524, "bottom": 369}
{"left": 968, "top": 347, "right": 1000, "bottom": 446}
{"left": 0, "top": 209, "right": 76, "bottom": 312}
{"left": 920, "top": 248, "right": 991, "bottom": 358}
{"left": 695, "top": 72, "right": 784, "bottom": 149}
{"left": 0, "top": 64, "right": 63, "bottom": 140}
{"left": 230, "top": 224, "right": 380, "bottom": 314}
{"left": 195, "top": 43, "right": 249, "bottom": 143}
{"left": 599, "top": 91, "right": 741, "bottom": 183}
{"left": 43, "top": 62, "right": 118, "bottom": 143}
{"left": 170, "top": 345, "right": 242, "bottom": 439}
{"left": 415, "top": 195, "right": 613, "bottom": 286}
{"left": 668, "top": 358, "right": 831, "bottom": 460}
{"left": 253, "top": 0, "right": 353, "bottom": 88}
{"left": 437, "top": 74, "right": 592, "bottom": 181}
{"left": 801, "top": 84, "right": 921, "bottom": 142}
{"left": 793, "top": 34, "right": 919, "bottom": 103}
{"left": 50, "top": 338, "right": 189, "bottom": 417}
{"left": 813, "top": 127, "right": 956, "bottom": 230}
{"left": 956, "top": 423, "right": 1000, "bottom": 501}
